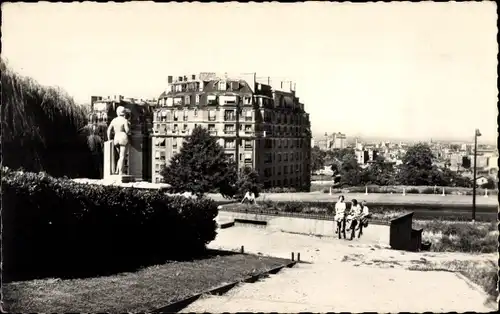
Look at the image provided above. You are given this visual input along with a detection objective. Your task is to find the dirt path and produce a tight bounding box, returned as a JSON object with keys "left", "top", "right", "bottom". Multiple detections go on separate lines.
{"left": 182, "top": 226, "right": 496, "bottom": 312}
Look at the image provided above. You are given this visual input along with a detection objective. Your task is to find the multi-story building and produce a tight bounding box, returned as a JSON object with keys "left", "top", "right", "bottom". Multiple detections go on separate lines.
{"left": 151, "top": 72, "right": 312, "bottom": 190}
{"left": 331, "top": 132, "right": 347, "bottom": 149}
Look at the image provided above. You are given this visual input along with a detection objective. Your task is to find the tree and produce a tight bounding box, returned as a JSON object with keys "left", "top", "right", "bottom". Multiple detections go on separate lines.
{"left": 362, "top": 156, "right": 396, "bottom": 186}
{"left": 234, "top": 166, "right": 263, "bottom": 200}
{"left": 160, "top": 126, "right": 237, "bottom": 198}
{"left": 311, "top": 146, "right": 326, "bottom": 172}
{"left": 397, "top": 143, "right": 441, "bottom": 186}
{"left": 339, "top": 151, "right": 363, "bottom": 186}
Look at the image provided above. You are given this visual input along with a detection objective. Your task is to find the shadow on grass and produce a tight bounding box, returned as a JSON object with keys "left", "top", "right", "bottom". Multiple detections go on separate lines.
{"left": 3, "top": 248, "right": 240, "bottom": 284}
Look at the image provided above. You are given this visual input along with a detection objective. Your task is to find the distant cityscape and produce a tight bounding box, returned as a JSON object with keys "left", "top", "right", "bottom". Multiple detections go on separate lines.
{"left": 312, "top": 133, "right": 499, "bottom": 182}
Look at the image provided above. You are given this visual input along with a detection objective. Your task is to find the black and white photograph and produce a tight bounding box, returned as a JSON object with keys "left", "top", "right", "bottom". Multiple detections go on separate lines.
{"left": 1, "top": 1, "right": 498, "bottom": 312}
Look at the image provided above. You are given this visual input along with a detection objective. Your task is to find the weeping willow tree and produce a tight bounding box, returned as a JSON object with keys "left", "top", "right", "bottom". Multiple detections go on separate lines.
{"left": 1, "top": 59, "right": 101, "bottom": 178}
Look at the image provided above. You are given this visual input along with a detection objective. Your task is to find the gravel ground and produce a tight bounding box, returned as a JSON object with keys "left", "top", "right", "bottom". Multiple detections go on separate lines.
{"left": 183, "top": 226, "right": 496, "bottom": 312}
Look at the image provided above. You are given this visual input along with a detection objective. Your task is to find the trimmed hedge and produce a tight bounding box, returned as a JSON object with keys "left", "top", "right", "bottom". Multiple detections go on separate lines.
{"left": 1, "top": 168, "right": 219, "bottom": 282}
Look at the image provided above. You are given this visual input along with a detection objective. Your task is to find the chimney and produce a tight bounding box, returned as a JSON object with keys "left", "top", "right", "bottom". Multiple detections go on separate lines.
{"left": 167, "top": 76, "right": 173, "bottom": 83}
{"left": 178, "top": 76, "right": 183, "bottom": 82}
{"left": 191, "top": 74, "right": 196, "bottom": 80}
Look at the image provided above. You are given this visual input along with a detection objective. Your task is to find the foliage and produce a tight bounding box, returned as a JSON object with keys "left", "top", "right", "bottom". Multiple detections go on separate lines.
{"left": 263, "top": 187, "right": 298, "bottom": 193}
{"left": 311, "top": 146, "right": 327, "bottom": 172}
{"left": 234, "top": 166, "right": 263, "bottom": 200}
{"left": 1, "top": 59, "right": 100, "bottom": 178}
{"left": 361, "top": 156, "right": 397, "bottom": 186}
{"left": 414, "top": 220, "right": 498, "bottom": 253}
{"left": 480, "top": 177, "right": 497, "bottom": 190}
{"left": 397, "top": 143, "right": 444, "bottom": 186}
{"left": 160, "top": 126, "right": 238, "bottom": 198}
{"left": 1, "top": 167, "right": 219, "bottom": 281}
{"left": 339, "top": 151, "right": 363, "bottom": 186}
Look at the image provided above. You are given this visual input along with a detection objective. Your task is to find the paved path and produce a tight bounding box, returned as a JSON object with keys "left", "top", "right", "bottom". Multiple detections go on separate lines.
{"left": 209, "top": 191, "right": 497, "bottom": 206}
{"left": 182, "top": 226, "right": 496, "bottom": 312}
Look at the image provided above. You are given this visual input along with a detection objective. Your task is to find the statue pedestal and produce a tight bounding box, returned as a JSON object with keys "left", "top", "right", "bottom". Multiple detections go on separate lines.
{"left": 104, "top": 174, "right": 135, "bottom": 184}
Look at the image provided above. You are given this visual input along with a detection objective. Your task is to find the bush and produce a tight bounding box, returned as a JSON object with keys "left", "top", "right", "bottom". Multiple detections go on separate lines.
{"left": 264, "top": 187, "right": 298, "bottom": 193}
{"left": 414, "top": 220, "right": 498, "bottom": 253}
{"left": 406, "top": 188, "right": 419, "bottom": 194}
{"left": 1, "top": 168, "right": 219, "bottom": 282}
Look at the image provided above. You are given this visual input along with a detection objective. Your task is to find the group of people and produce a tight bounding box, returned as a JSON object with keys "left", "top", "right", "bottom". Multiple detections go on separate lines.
{"left": 334, "top": 195, "right": 371, "bottom": 240}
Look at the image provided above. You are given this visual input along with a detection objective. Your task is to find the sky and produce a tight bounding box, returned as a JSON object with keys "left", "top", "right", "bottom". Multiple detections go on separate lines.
{"left": 2, "top": 2, "right": 498, "bottom": 143}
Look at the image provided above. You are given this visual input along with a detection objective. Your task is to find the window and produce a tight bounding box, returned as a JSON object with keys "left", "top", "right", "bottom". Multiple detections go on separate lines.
{"left": 166, "top": 98, "right": 173, "bottom": 107}
{"left": 195, "top": 95, "right": 200, "bottom": 105}
{"left": 224, "top": 139, "right": 235, "bottom": 149}
{"left": 224, "top": 110, "right": 235, "bottom": 121}
{"left": 284, "top": 154, "right": 288, "bottom": 161}
{"left": 243, "top": 96, "right": 252, "bottom": 105}
{"left": 183, "top": 110, "right": 188, "bottom": 121}
{"left": 224, "top": 124, "right": 235, "bottom": 133}
{"left": 198, "top": 82, "right": 204, "bottom": 92}
{"left": 278, "top": 154, "right": 282, "bottom": 162}
{"left": 207, "top": 95, "right": 217, "bottom": 105}
{"left": 208, "top": 110, "right": 216, "bottom": 121}
{"left": 244, "top": 125, "right": 252, "bottom": 133}
{"left": 218, "top": 81, "right": 226, "bottom": 91}
{"left": 185, "top": 95, "right": 191, "bottom": 105}
{"left": 244, "top": 152, "right": 252, "bottom": 163}
{"left": 173, "top": 140, "right": 178, "bottom": 148}
{"left": 155, "top": 138, "right": 166, "bottom": 147}
{"left": 245, "top": 110, "right": 252, "bottom": 121}
{"left": 194, "top": 109, "right": 198, "bottom": 117}
{"left": 173, "top": 97, "right": 182, "bottom": 106}
{"left": 175, "top": 84, "right": 182, "bottom": 92}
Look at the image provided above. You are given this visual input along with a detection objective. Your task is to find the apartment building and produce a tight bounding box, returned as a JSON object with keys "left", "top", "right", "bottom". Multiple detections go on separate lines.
{"left": 151, "top": 73, "right": 312, "bottom": 190}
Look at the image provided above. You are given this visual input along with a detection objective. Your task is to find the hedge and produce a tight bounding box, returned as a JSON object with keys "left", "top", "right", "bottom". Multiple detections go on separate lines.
{"left": 1, "top": 168, "right": 219, "bottom": 282}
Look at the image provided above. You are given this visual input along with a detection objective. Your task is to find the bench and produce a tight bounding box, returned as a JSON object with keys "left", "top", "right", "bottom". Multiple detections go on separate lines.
{"left": 389, "top": 212, "right": 422, "bottom": 252}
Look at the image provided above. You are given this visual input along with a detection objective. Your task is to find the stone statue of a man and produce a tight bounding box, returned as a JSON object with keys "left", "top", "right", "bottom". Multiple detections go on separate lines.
{"left": 107, "top": 106, "right": 131, "bottom": 175}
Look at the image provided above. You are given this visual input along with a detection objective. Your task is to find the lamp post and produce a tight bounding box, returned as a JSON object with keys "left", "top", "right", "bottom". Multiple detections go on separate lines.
{"left": 472, "top": 128, "right": 481, "bottom": 222}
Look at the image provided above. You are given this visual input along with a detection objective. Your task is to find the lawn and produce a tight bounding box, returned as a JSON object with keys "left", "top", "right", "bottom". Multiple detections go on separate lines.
{"left": 3, "top": 251, "right": 290, "bottom": 313}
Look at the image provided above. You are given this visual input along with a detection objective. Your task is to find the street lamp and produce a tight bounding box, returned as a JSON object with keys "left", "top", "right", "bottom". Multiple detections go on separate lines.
{"left": 472, "top": 128, "right": 481, "bottom": 221}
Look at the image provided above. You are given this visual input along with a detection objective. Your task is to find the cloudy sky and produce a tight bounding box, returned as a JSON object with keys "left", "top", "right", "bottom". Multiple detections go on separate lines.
{"left": 2, "top": 2, "right": 497, "bottom": 143}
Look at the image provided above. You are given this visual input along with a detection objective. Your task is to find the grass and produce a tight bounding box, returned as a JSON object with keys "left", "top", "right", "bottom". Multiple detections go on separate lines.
{"left": 310, "top": 183, "right": 497, "bottom": 196}
{"left": 413, "top": 220, "right": 498, "bottom": 253}
{"left": 3, "top": 250, "right": 289, "bottom": 313}
{"left": 409, "top": 259, "right": 498, "bottom": 303}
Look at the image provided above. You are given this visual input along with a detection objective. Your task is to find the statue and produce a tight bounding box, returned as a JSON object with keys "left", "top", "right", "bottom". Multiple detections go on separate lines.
{"left": 107, "top": 106, "right": 131, "bottom": 175}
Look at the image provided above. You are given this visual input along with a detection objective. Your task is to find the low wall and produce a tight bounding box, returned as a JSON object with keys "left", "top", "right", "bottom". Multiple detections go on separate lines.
{"left": 217, "top": 211, "right": 390, "bottom": 245}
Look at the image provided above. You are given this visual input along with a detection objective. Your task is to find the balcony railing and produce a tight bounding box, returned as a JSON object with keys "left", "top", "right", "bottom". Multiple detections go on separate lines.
{"left": 208, "top": 116, "right": 217, "bottom": 121}
{"left": 208, "top": 130, "right": 218, "bottom": 136}
{"left": 224, "top": 130, "right": 236, "bottom": 135}
{"left": 224, "top": 116, "right": 236, "bottom": 121}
